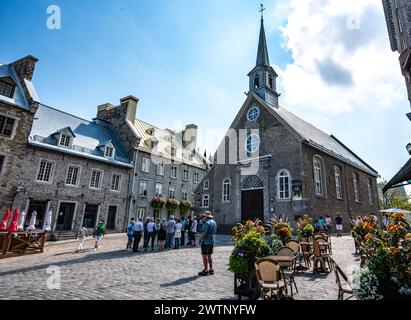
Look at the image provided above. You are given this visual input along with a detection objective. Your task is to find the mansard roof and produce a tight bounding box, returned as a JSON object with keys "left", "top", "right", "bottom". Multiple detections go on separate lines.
{"left": 29, "top": 104, "right": 133, "bottom": 168}
{"left": 228, "top": 93, "right": 378, "bottom": 177}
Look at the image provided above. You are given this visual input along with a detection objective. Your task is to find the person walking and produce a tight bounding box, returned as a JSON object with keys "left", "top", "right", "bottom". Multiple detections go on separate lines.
{"left": 198, "top": 211, "right": 217, "bottom": 276}
{"left": 165, "top": 215, "right": 176, "bottom": 250}
{"left": 126, "top": 219, "right": 135, "bottom": 250}
{"left": 158, "top": 218, "right": 167, "bottom": 251}
{"left": 76, "top": 226, "right": 89, "bottom": 252}
{"left": 335, "top": 213, "right": 343, "bottom": 237}
{"left": 145, "top": 217, "right": 157, "bottom": 251}
{"left": 189, "top": 216, "right": 197, "bottom": 246}
{"left": 174, "top": 219, "right": 182, "bottom": 249}
{"left": 132, "top": 218, "right": 144, "bottom": 252}
{"left": 180, "top": 216, "right": 187, "bottom": 247}
{"left": 94, "top": 220, "right": 105, "bottom": 251}
{"left": 325, "top": 215, "right": 332, "bottom": 233}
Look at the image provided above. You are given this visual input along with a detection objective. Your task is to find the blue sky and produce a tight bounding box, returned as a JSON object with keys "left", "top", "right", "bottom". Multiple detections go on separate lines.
{"left": 1, "top": 0, "right": 410, "bottom": 185}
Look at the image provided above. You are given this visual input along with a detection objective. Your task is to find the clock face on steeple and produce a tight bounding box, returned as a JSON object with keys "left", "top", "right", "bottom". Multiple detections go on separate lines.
{"left": 247, "top": 106, "right": 260, "bottom": 121}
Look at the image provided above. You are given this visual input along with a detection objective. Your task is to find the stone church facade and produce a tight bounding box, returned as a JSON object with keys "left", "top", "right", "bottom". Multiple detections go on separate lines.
{"left": 194, "top": 16, "right": 379, "bottom": 230}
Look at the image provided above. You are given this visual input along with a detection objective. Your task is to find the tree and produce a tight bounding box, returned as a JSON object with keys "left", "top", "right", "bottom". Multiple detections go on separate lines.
{"left": 378, "top": 180, "right": 411, "bottom": 211}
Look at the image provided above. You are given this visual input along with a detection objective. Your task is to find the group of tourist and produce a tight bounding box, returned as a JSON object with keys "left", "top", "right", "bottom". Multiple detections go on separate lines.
{"left": 312, "top": 213, "right": 343, "bottom": 237}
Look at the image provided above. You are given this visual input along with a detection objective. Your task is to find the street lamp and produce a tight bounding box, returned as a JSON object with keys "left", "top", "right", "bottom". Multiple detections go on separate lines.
{"left": 407, "top": 143, "right": 411, "bottom": 155}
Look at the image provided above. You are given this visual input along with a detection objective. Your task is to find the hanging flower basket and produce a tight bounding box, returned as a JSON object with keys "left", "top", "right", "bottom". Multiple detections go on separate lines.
{"left": 179, "top": 201, "right": 192, "bottom": 214}
{"left": 166, "top": 199, "right": 180, "bottom": 211}
{"left": 151, "top": 197, "right": 166, "bottom": 209}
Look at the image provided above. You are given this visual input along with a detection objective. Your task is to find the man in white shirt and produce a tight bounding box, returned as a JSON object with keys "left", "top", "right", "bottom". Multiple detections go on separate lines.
{"left": 132, "top": 218, "right": 144, "bottom": 253}
{"left": 144, "top": 217, "right": 157, "bottom": 252}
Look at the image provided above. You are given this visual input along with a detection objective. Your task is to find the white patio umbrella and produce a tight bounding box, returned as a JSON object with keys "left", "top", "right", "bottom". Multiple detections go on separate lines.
{"left": 379, "top": 208, "right": 411, "bottom": 214}
{"left": 42, "top": 210, "right": 52, "bottom": 232}
{"left": 27, "top": 211, "right": 37, "bottom": 231}
{"left": 17, "top": 211, "right": 26, "bottom": 231}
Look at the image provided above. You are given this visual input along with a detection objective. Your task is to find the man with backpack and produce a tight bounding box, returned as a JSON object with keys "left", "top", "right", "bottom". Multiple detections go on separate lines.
{"left": 94, "top": 220, "right": 105, "bottom": 251}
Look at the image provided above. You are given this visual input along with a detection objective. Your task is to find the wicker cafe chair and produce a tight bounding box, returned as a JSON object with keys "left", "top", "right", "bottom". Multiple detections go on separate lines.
{"left": 320, "top": 232, "right": 332, "bottom": 254}
{"left": 313, "top": 239, "right": 332, "bottom": 272}
{"left": 276, "top": 247, "right": 299, "bottom": 297}
{"left": 329, "top": 258, "right": 354, "bottom": 300}
{"left": 299, "top": 239, "right": 312, "bottom": 269}
{"left": 255, "top": 258, "right": 287, "bottom": 300}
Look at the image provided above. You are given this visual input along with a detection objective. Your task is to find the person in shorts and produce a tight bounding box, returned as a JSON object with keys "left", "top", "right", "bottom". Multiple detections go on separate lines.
{"left": 335, "top": 213, "right": 343, "bottom": 237}
{"left": 198, "top": 211, "right": 217, "bottom": 276}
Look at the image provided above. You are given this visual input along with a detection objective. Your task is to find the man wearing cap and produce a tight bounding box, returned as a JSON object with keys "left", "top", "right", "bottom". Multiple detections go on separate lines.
{"left": 198, "top": 211, "right": 217, "bottom": 276}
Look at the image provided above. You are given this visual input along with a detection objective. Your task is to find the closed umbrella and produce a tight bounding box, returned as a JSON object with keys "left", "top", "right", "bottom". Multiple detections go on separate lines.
{"left": 27, "top": 211, "right": 37, "bottom": 231}
{"left": 0, "top": 209, "right": 11, "bottom": 231}
{"left": 43, "top": 210, "right": 52, "bottom": 232}
{"left": 8, "top": 209, "right": 19, "bottom": 232}
{"left": 17, "top": 211, "right": 26, "bottom": 231}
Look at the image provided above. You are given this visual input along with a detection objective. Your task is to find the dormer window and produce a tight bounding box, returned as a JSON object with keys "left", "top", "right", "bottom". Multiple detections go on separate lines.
{"left": 59, "top": 134, "right": 71, "bottom": 147}
{"left": 0, "top": 78, "right": 16, "bottom": 98}
{"left": 105, "top": 146, "right": 115, "bottom": 158}
{"left": 171, "top": 146, "right": 176, "bottom": 157}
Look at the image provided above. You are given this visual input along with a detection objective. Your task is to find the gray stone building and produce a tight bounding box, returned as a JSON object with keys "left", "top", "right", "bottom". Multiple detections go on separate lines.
{"left": 96, "top": 96, "right": 208, "bottom": 221}
{"left": 12, "top": 102, "right": 134, "bottom": 234}
{"left": 0, "top": 56, "right": 39, "bottom": 211}
{"left": 195, "top": 15, "right": 379, "bottom": 230}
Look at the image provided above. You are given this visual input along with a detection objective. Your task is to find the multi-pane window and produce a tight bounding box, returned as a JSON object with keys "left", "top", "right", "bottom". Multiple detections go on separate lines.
{"left": 334, "top": 166, "right": 343, "bottom": 200}
{"left": 156, "top": 162, "right": 164, "bottom": 176}
{"left": 66, "top": 166, "right": 80, "bottom": 186}
{"left": 139, "top": 180, "right": 149, "bottom": 197}
{"left": 368, "top": 179, "right": 373, "bottom": 205}
{"left": 353, "top": 173, "right": 360, "bottom": 203}
{"left": 170, "top": 165, "right": 177, "bottom": 179}
{"left": 111, "top": 174, "right": 121, "bottom": 192}
{"left": 194, "top": 171, "right": 200, "bottom": 184}
{"left": 0, "top": 81, "right": 14, "bottom": 98}
{"left": 202, "top": 195, "right": 209, "bottom": 208}
{"left": 137, "top": 208, "right": 145, "bottom": 219}
{"left": 246, "top": 134, "right": 260, "bottom": 154}
{"left": 313, "top": 158, "right": 323, "bottom": 196}
{"left": 155, "top": 183, "right": 163, "bottom": 197}
{"left": 37, "top": 160, "right": 54, "bottom": 182}
{"left": 183, "top": 168, "right": 189, "bottom": 181}
{"left": 90, "top": 169, "right": 103, "bottom": 189}
{"left": 278, "top": 170, "right": 290, "bottom": 200}
{"left": 0, "top": 155, "right": 4, "bottom": 174}
{"left": 105, "top": 146, "right": 114, "bottom": 158}
{"left": 141, "top": 158, "right": 150, "bottom": 173}
{"left": 169, "top": 186, "right": 176, "bottom": 199}
{"left": 223, "top": 179, "right": 231, "bottom": 202}
{"left": 0, "top": 115, "right": 15, "bottom": 137}
{"left": 59, "top": 134, "right": 71, "bottom": 147}
{"left": 204, "top": 179, "right": 209, "bottom": 190}
{"left": 181, "top": 188, "right": 188, "bottom": 201}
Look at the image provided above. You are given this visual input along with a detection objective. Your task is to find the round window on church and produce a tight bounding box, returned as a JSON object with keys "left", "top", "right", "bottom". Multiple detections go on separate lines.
{"left": 246, "top": 134, "right": 260, "bottom": 153}
{"left": 247, "top": 106, "right": 260, "bottom": 121}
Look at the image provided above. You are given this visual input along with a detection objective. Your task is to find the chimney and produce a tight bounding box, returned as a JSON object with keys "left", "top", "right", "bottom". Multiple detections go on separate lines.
{"left": 11, "top": 55, "right": 39, "bottom": 81}
{"left": 120, "top": 95, "right": 139, "bottom": 125}
{"left": 183, "top": 124, "right": 198, "bottom": 152}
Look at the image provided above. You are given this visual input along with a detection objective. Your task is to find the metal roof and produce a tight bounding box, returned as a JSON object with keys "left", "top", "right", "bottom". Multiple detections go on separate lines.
{"left": 29, "top": 104, "right": 133, "bottom": 167}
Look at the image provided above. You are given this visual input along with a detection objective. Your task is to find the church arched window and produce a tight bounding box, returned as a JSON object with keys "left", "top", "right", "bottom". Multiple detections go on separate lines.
{"left": 277, "top": 170, "right": 291, "bottom": 200}
{"left": 222, "top": 178, "right": 231, "bottom": 202}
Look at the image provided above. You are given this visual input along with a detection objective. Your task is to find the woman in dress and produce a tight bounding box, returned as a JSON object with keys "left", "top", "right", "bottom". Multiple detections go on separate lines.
{"left": 157, "top": 218, "right": 167, "bottom": 251}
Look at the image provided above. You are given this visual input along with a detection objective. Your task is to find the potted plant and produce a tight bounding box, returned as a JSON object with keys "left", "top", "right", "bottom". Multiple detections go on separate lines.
{"left": 297, "top": 215, "right": 314, "bottom": 241}
{"left": 179, "top": 201, "right": 192, "bottom": 215}
{"left": 151, "top": 197, "right": 166, "bottom": 209}
{"left": 229, "top": 220, "right": 269, "bottom": 300}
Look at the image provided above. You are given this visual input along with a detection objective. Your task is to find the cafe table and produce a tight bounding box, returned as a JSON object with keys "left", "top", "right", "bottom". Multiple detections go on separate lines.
{"left": 266, "top": 255, "right": 297, "bottom": 267}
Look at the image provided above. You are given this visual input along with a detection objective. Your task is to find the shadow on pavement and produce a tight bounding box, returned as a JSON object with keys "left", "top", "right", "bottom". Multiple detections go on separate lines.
{"left": 160, "top": 275, "right": 198, "bottom": 287}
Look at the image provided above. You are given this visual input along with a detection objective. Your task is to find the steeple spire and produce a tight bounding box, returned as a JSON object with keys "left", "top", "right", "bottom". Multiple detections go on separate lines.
{"left": 256, "top": 4, "right": 270, "bottom": 67}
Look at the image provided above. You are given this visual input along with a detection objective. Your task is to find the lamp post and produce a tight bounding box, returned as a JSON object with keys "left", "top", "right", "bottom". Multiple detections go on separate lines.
{"left": 406, "top": 143, "right": 411, "bottom": 155}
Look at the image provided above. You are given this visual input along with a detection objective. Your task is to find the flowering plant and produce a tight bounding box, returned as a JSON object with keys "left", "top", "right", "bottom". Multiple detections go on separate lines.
{"left": 166, "top": 199, "right": 180, "bottom": 211}
{"left": 179, "top": 201, "right": 192, "bottom": 214}
{"left": 352, "top": 267, "right": 383, "bottom": 300}
{"left": 151, "top": 197, "right": 166, "bottom": 209}
{"left": 232, "top": 219, "right": 265, "bottom": 244}
{"left": 297, "top": 215, "right": 314, "bottom": 240}
{"left": 267, "top": 235, "right": 283, "bottom": 255}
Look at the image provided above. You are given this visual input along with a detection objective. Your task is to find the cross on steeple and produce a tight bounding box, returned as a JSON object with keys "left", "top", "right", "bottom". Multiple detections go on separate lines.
{"left": 259, "top": 4, "right": 265, "bottom": 19}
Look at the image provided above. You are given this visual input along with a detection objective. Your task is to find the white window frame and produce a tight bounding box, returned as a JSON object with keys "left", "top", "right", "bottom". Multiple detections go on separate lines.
{"left": 181, "top": 188, "right": 188, "bottom": 201}
{"left": 334, "top": 166, "right": 343, "bottom": 200}
{"left": 169, "top": 186, "right": 176, "bottom": 199}
{"left": 36, "top": 159, "right": 55, "bottom": 184}
{"left": 203, "top": 179, "right": 209, "bottom": 190}
{"left": 194, "top": 171, "right": 200, "bottom": 184}
{"left": 90, "top": 169, "right": 104, "bottom": 190}
{"left": 313, "top": 158, "right": 324, "bottom": 197}
{"left": 170, "top": 165, "right": 177, "bottom": 179}
{"left": 137, "top": 208, "right": 145, "bottom": 219}
{"left": 59, "top": 134, "right": 72, "bottom": 148}
{"left": 245, "top": 134, "right": 260, "bottom": 154}
{"left": 156, "top": 162, "right": 164, "bottom": 176}
{"left": 182, "top": 168, "right": 189, "bottom": 181}
{"left": 277, "top": 170, "right": 291, "bottom": 200}
{"left": 247, "top": 106, "right": 260, "bottom": 121}
{"left": 353, "top": 173, "right": 360, "bottom": 203}
{"left": 65, "top": 165, "right": 81, "bottom": 187}
{"left": 222, "top": 179, "right": 231, "bottom": 203}
{"left": 104, "top": 146, "right": 115, "bottom": 158}
{"left": 202, "top": 194, "right": 210, "bottom": 208}
{"left": 155, "top": 183, "right": 163, "bottom": 198}
{"left": 141, "top": 157, "right": 151, "bottom": 173}
{"left": 111, "top": 173, "right": 122, "bottom": 192}
{"left": 138, "top": 180, "right": 149, "bottom": 197}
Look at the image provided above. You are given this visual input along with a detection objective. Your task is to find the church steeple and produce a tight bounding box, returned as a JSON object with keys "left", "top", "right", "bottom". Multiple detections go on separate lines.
{"left": 248, "top": 4, "right": 280, "bottom": 108}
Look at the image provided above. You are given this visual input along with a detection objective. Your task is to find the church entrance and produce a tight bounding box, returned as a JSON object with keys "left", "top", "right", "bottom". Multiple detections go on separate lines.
{"left": 241, "top": 175, "right": 264, "bottom": 223}
{"left": 241, "top": 189, "right": 264, "bottom": 223}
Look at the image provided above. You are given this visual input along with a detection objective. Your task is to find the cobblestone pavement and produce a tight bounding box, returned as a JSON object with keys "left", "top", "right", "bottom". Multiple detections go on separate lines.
{"left": 0, "top": 234, "right": 359, "bottom": 300}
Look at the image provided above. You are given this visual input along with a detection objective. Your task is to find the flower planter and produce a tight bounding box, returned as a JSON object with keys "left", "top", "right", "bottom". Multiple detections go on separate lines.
{"left": 234, "top": 272, "right": 259, "bottom": 300}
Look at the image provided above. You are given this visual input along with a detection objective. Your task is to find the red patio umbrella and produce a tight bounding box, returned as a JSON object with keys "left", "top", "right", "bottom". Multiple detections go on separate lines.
{"left": 8, "top": 209, "right": 20, "bottom": 232}
{"left": 0, "top": 209, "right": 11, "bottom": 231}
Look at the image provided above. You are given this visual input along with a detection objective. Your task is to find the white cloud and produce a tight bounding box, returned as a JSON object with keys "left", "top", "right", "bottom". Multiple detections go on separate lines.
{"left": 279, "top": 0, "right": 406, "bottom": 114}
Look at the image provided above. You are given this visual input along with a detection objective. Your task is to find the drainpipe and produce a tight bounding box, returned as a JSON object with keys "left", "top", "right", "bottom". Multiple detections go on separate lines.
{"left": 126, "top": 147, "right": 138, "bottom": 231}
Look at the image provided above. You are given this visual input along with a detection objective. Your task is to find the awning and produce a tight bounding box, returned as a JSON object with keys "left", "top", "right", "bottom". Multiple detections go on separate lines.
{"left": 383, "top": 158, "right": 411, "bottom": 193}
